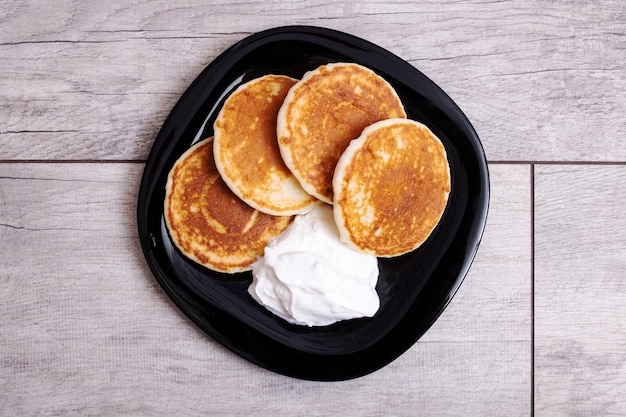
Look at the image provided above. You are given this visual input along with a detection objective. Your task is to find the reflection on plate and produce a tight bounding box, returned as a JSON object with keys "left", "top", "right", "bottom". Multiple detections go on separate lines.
{"left": 137, "top": 26, "right": 489, "bottom": 381}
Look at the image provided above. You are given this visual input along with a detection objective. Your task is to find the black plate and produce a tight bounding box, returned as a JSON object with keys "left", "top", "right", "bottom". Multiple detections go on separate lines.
{"left": 137, "top": 26, "right": 489, "bottom": 381}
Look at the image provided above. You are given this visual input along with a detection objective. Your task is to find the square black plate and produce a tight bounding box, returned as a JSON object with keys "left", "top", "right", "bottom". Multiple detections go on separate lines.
{"left": 137, "top": 26, "right": 489, "bottom": 381}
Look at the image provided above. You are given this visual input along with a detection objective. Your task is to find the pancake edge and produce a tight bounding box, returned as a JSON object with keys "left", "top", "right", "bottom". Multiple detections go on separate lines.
{"left": 277, "top": 62, "right": 407, "bottom": 205}
{"left": 164, "top": 138, "right": 253, "bottom": 273}
{"left": 332, "top": 118, "right": 451, "bottom": 257}
{"left": 213, "top": 74, "right": 319, "bottom": 216}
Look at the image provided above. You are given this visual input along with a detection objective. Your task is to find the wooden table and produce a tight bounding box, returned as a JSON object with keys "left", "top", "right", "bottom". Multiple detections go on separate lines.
{"left": 2, "top": 1, "right": 624, "bottom": 415}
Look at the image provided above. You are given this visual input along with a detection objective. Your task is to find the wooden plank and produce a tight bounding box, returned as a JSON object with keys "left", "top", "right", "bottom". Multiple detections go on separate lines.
{"left": 1, "top": 0, "right": 625, "bottom": 162}
{"left": 534, "top": 165, "right": 626, "bottom": 416}
{"left": 423, "top": 164, "right": 531, "bottom": 343}
{"left": 0, "top": 38, "right": 212, "bottom": 160}
{"left": 0, "top": 163, "right": 531, "bottom": 415}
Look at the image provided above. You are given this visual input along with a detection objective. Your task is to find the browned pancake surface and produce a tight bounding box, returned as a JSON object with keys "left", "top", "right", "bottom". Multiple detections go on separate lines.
{"left": 164, "top": 138, "right": 293, "bottom": 273}
{"left": 214, "top": 75, "right": 317, "bottom": 215}
{"left": 333, "top": 119, "right": 450, "bottom": 257}
{"left": 277, "top": 63, "right": 406, "bottom": 203}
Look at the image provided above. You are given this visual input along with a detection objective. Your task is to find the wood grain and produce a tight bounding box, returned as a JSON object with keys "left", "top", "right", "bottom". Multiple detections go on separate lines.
{"left": 534, "top": 165, "right": 626, "bottom": 417}
{"left": 0, "top": 163, "right": 530, "bottom": 415}
{"left": 423, "top": 164, "right": 531, "bottom": 344}
{"left": 1, "top": 0, "right": 624, "bottom": 162}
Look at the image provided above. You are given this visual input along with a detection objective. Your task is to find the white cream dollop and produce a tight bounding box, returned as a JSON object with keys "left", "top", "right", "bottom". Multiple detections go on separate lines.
{"left": 249, "top": 204, "right": 380, "bottom": 326}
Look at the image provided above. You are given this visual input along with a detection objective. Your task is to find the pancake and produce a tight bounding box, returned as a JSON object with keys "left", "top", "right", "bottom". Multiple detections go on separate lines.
{"left": 277, "top": 62, "right": 406, "bottom": 204}
{"left": 214, "top": 74, "right": 319, "bottom": 215}
{"left": 164, "top": 138, "right": 293, "bottom": 273}
{"left": 332, "top": 118, "right": 451, "bottom": 257}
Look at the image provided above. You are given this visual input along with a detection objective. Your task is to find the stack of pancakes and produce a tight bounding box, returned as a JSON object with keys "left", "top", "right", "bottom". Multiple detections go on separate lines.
{"left": 164, "top": 62, "right": 451, "bottom": 274}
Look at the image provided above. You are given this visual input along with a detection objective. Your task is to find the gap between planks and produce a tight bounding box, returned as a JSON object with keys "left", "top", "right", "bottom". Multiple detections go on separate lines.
{"left": 530, "top": 163, "right": 535, "bottom": 417}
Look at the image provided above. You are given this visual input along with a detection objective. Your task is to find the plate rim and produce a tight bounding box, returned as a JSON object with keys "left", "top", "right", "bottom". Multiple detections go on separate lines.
{"left": 137, "top": 25, "right": 490, "bottom": 381}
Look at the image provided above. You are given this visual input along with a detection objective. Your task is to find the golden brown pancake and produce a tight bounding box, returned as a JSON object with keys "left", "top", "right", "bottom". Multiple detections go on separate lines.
{"left": 214, "top": 75, "right": 319, "bottom": 215}
{"left": 164, "top": 138, "right": 293, "bottom": 273}
{"left": 277, "top": 62, "right": 407, "bottom": 204}
{"left": 333, "top": 118, "right": 450, "bottom": 257}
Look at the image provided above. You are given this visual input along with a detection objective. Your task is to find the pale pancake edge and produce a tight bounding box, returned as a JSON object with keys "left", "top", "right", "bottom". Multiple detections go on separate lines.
{"left": 164, "top": 138, "right": 293, "bottom": 273}
{"left": 333, "top": 118, "right": 451, "bottom": 257}
{"left": 277, "top": 62, "right": 407, "bottom": 204}
{"left": 214, "top": 74, "right": 319, "bottom": 216}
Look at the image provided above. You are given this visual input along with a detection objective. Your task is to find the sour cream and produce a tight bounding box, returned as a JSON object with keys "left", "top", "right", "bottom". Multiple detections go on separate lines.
{"left": 249, "top": 204, "right": 380, "bottom": 326}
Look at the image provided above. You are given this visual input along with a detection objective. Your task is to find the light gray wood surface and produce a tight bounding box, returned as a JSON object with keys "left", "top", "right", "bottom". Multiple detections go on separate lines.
{"left": 534, "top": 165, "right": 626, "bottom": 417}
{"left": 1, "top": 0, "right": 625, "bottom": 162}
{"left": 1, "top": 1, "right": 625, "bottom": 415}
{"left": 0, "top": 164, "right": 530, "bottom": 416}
